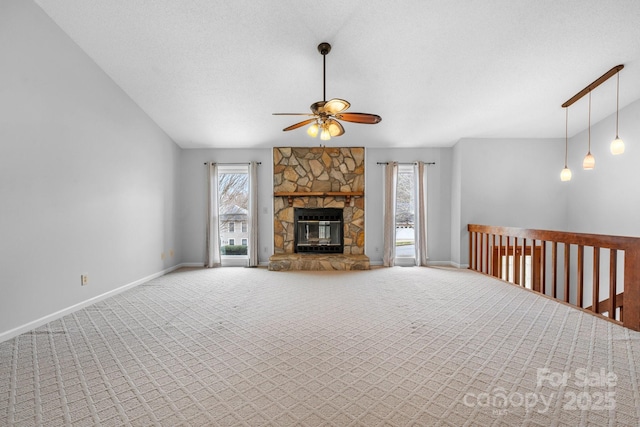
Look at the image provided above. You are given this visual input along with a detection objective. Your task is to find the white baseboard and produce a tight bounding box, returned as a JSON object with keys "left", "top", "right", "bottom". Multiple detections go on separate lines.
{"left": 0, "top": 263, "right": 186, "bottom": 344}
{"left": 426, "top": 261, "right": 456, "bottom": 268}
{"left": 449, "top": 261, "right": 470, "bottom": 269}
{"left": 180, "top": 262, "right": 205, "bottom": 268}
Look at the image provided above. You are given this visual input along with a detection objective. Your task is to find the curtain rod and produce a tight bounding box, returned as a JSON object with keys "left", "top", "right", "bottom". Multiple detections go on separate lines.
{"left": 377, "top": 162, "right": 436, "bottom": 165}
{"left": 561, "top": 64, "right": 624, "bottom": 108}
{"left": 203, "top": 162, "right": 262, "bottom": 165}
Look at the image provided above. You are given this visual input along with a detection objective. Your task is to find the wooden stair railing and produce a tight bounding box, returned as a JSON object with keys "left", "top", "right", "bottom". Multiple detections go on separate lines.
{"left": 468, "top": 224, "right": 640, "bottom": 332}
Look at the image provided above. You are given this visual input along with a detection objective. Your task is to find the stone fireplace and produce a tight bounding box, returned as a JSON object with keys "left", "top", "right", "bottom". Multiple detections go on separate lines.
{"left": 269, "top": 147, "right": 370, "bottom": 270}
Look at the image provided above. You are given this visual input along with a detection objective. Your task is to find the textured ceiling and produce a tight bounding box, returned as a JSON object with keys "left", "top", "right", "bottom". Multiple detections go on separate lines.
{"left": 35, "top": 0, "right": 640, "bottom": 149}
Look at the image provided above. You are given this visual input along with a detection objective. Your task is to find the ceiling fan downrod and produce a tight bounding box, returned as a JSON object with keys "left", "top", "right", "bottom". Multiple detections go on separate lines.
{"left": 318, "top": 42, "right": 331, "bottom": 102}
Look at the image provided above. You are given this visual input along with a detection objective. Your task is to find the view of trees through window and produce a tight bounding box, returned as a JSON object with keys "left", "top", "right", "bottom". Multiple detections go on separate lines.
{"left": 395, "top": 165, "right": 415, "bottom": 257}
{"left": 218, "top": 167, "right": 249, "bottom": 256}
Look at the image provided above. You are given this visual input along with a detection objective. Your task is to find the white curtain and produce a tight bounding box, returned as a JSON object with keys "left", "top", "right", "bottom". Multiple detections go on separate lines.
{"left": 247, "top": 161, "right": 259, "bottom": 267}
{"left": 414, "top": 161, "right": 428, "bottom": 266}
{"left": 383, "top": 162, "right": 398, "bottom": 267}
{"left": 205, "top": 162, "right": 221, "bottom": 268}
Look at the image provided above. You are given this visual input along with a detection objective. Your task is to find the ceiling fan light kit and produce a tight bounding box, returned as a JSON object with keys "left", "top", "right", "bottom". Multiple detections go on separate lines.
{"left": 274, "top": 43, "right": 381, "bottom": 141}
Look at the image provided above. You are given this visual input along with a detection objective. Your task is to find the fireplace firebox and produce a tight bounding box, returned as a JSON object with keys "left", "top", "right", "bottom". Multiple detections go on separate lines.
{"left": 294, "top": 208, "right": 343, "bottom": 253}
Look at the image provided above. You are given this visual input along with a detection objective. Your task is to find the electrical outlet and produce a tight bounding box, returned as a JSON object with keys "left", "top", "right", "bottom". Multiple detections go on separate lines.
{"left": 81, "top": 274, "right": 88, "bottom": 286}
{"left": 161, "top": 252, "right": 166, "bottom": 260}
{"left": 169, "top": 249, "right": 174, "bottom": 257}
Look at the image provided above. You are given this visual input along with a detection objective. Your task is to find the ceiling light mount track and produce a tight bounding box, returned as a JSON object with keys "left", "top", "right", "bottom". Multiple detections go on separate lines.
{"left": 561, "top": 64, "right": 624, "bottom": 108}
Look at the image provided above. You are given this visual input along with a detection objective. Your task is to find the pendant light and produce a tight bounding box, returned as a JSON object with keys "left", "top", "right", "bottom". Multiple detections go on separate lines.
{"left": 561, "top": 107, "right": 572, "bottom": 181}
{"left": 610, "top": 71, "right": 625, "bottom": 155}
{"left": 583, "top": 91, "right": 595, "bottom": 170}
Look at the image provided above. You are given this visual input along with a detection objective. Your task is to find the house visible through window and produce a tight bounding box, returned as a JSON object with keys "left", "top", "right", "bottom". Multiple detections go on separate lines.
{"left": 228, "top": 222, "right": 235, "bottom": 232}
{"left": 242, "top": 238, "right": 248, "bottom": 246}
{"left": 229, "top": 238, "right": 235, "bottom": 246}
{"left": 241, "top": 221, "right": 247, "bottom": 233}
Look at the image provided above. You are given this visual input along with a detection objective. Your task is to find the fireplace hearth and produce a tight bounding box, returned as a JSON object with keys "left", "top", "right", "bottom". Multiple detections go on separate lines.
{"left": 294, "top": 208, "right": 343, "bottom": 253}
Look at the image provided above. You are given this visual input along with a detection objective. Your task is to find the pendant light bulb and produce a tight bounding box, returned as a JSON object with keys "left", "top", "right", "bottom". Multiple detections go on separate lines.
{"left": 561, "top": 167, "right": 572, "bottom": 181}
{"left": 610, "top": 72, "right": 625, "bottom": 155}
{"left": 307, "top": 123, "right": 319, "bottom": 138}
{"left": 582, "top": 153, "right": 595, "bottom": 170}
{"left": 320, "top": 125, "right": 331, "bottom": 141}
{"left": 610, "top": 137, "right": 625, "bottom": 155}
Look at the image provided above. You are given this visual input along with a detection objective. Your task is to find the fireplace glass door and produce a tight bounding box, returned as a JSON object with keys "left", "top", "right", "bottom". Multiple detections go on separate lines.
{"left": 294, "top": 208, "right": 343, "bottom": 253}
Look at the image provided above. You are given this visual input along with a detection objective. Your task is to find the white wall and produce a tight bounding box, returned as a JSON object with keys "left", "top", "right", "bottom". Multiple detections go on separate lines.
{"left": 179, "top": 149, "right": 273, "bottom": 265}
{"left": 450, "top": 143, "right": 462, "bottom": 266}
{"left": 565, "top": 98, "right": 640, "bottom": 236}
{"left": 365, "top": 148, "right": 452, "bottom": 265}
{"left": 450, "top": 138, "right": 568, "bottom": 266}
{"left": 0, "top": 1, "right": 181, "bottom": 338}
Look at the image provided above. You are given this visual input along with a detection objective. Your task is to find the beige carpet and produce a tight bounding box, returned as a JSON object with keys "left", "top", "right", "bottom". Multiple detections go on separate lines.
{"left": 1, "top": 266, "right": 639, "bottom": 426}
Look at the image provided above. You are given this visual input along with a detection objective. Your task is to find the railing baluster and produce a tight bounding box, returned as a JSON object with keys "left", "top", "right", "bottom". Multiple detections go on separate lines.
{"left": 506, "top": 236, "right": 511, "bottom": 282}
{"left": 468, "top": 231, "right": 473, "bottom": 270}
{"left": 610, "top": 249, "right": 617, "bottom": 320}
{"left": 484, "top": 233, "right": 489, "bottom": 274}
{"left": 497, "top": 235, "right": 502, "bottom": 279}
{"left": 541, "top": 241, "right": 546, "bottom": 295}
{"left": 564, "top": 243, "right": 571, "bottom": 303}
{"left": 532, "top": 239, "right": 538, "bottom": 292}
{"left": 577, "top": 245, "right": 584, "bottom": 308}
{"left": 521, "top": 238, "right": 527, "bottom": 287}
{"left": 551, "top": 241, "right": 557, "bottom": 299}
{"left": 476, "top": 232, "right": 481, "bottom": 272}
{"left": 592, "top": 247, "right": 600, "bottom": 313}
{"left": 511, "top": 237, "right": 520, "bottom": 285}
{"left": 490, "top": 234, "right": 496, "bottom": 276}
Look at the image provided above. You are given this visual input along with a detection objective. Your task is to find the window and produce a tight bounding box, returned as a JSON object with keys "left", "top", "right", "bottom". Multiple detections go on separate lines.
{"left": 218, "top": 164, "right": 249, "bottom": 262}
{"left": 395, "top": 164, "right": 415, "bottom": 259}
{"left": 241, "top": 221, "right": 247, "bottom": 233}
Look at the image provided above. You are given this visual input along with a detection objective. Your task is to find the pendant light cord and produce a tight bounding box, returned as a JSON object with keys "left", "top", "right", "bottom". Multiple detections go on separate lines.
{"left": 564, "top": 108, "right": 569, "bottom": 167}
{"left": 615, "top": 72, "right": 620, "bottom": 138}
{"left": 588, "top": 91, "right": 591, "bottom": 153}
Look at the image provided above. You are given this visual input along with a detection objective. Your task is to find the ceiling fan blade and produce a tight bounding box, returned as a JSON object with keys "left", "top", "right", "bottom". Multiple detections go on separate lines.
{"left": 283, "top": 118, "right": 317, "bottom": 131}
{"left": 273, "top": 113, "right": 315, "bottom": 116}
{"left": 324, "top": 98, "right": 350, "bottom": 115}
{"left": 335, "top": 112, "right": 382, "bottom": 124}
{"left": 326, "top": 119, "right": 345, "bottom": 137}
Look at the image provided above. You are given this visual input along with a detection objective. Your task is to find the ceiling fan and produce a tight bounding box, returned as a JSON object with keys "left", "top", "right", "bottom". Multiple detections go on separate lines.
{"left": 273, "top": 42, "right": 381, "bottom": 141}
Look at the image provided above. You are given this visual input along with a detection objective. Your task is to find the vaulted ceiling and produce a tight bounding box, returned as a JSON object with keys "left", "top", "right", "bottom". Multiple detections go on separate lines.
{"left": 35, "top": 0, "right": 640, "bottom": 149}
